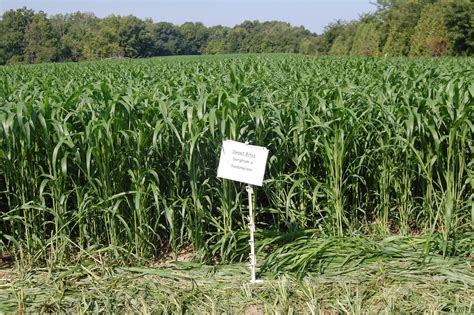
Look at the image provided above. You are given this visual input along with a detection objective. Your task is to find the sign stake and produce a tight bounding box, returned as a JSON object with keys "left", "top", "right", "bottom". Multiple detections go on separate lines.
{"left": 217, "top": 140, "right": 268, "bottom": 283}
{"left": 246, "top": 184, "right": 258, "bottom": 283}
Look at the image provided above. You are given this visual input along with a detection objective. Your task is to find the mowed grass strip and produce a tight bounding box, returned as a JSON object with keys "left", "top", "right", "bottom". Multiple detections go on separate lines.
{"left": 0, "top": 259, "right": 473, "bottom": 314}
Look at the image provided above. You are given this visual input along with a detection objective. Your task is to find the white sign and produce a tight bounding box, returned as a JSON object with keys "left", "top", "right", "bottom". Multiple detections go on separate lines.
{"left": 217, "top": 140, "right": 269, "bottom": 186}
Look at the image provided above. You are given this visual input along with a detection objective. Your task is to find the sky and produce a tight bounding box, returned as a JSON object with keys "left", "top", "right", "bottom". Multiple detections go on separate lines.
{"left": 1, "top": 0, "right": 375, "bottom": 34}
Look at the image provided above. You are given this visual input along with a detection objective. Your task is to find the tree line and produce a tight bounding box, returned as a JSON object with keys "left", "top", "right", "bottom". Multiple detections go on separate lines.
{"left": 323, "top": 0, "right": 473, "bottom": 57}
{"left": 0, "top": 0, "right": 472, "bottom": 64}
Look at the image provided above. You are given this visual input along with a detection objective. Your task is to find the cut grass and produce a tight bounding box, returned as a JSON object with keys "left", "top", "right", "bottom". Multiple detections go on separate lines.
{"left": 1, "top": 258, "right": 472, "bottom": 314}
{"left": 1, "top": 234, "right": 473, "bottom": 313}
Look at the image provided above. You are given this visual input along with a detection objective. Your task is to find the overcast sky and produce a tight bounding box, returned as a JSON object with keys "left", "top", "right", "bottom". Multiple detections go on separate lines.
{"left": 1, "top": 0, "right": 375, "bottom": 34}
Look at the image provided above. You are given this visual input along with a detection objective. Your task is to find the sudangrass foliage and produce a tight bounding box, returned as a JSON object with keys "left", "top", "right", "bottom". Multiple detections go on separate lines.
{"left": 0, "top": 55, "right": 473, "bottom": 264}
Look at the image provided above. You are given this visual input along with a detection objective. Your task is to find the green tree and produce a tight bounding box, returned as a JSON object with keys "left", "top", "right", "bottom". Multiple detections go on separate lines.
{"left": 117, "top": 16, "right": 153, "bottom": 57}
{"left": 382, "top": 2, "right": 425, "bottom": 56}
{"left": 299, "top": 37, "right": 320, "bottom": 55}
{"left": 410, "top": 3, "right": 451, "bottom": 56}
{"left": 351, "top": 17, "right": 383, "bottom": 57}
{"left": 225, "top": 26, "right": 247, "bottom": 53}
{"left": 202, "top": 40, "right": 225, "bottom": 54}
{"left": 329, "top": 22, "right": 358, "bottom": 55}
{"left": 179, "top": 22, "right": 209, "bottom": 54}
{"left": 150, "top": 22, "right": 184, "bottom": 55}
{"left": 202, "top": 25, "right": 228, "bottom": 54}
{"left": 224, "top": 20, "right": 315, "bottom": 54}
{"left": 259, "top": 22, "right": 312, "bottom": 53}
{"left": 445, "top": 2, "right": 474, "bottom": 55}
{"left": 50, "top": 12, "right": 99, "bottom": 61}
{"left": 231, "top": 21, "right": 259, "bottom": 53}
{"left": 85, "top": 15, "right": 123, "bottom": 59}
{"left": 0, "top": 7, "right": 35, "bottom": 64}
{"left": 318, "top": 21, "right": 346, "bottom": 54}
{"left": 23, "top": 11, "right": 59, "bottom": 63}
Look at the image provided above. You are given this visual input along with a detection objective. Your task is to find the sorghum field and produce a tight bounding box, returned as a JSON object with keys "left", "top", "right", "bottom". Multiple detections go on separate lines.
{"left": 1, "top": 55, "right": 473, "bottom": 313}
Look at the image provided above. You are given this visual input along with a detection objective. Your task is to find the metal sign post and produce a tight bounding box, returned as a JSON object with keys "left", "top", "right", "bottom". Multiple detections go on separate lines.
{"left": 246, "top": 184, "right": 257, "bottom": 283}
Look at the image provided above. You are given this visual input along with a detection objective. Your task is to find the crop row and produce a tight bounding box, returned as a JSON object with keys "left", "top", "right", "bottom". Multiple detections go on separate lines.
{"left": 1, "top": 55, "right": 473, "bottom": 263}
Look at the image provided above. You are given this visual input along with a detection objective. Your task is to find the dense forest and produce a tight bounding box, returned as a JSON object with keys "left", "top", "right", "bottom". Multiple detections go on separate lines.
{"left": 0, "top": 0, "right": 472, "bottom": 64}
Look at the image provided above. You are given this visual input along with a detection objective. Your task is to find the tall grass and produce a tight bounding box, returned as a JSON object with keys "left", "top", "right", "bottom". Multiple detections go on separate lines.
{"left": 0, "top": 55, "right": 473, "bottom": 264}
